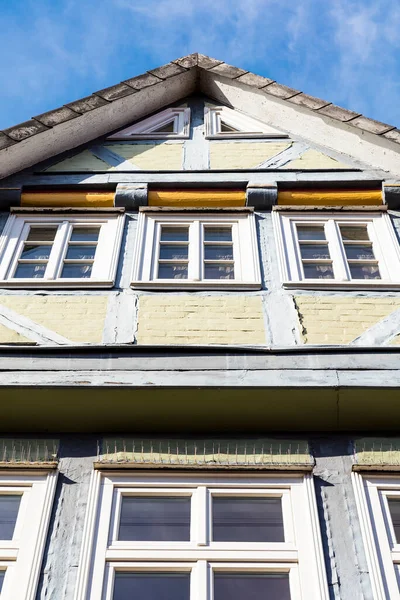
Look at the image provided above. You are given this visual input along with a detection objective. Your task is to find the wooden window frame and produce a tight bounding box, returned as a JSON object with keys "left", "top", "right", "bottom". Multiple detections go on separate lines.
{"left": 75, "top": 471, "right": 329, "bottom": 600}
{"left": 0, "top": 470, "right": 57, "bottom": 600}
{"left": 273, "top": 211, "right": 400, "bottom": 290}
{"left": 131, "top": 212, "right": 261, "bottom": 290}
{"left": 204, "top": 107, "right": 288, "bottom": 139}
{"left": 107, "top": 108, "right": 191, "bottom": 140}
{"left": 0, "top": 213, "right": 124, "bottom": 288}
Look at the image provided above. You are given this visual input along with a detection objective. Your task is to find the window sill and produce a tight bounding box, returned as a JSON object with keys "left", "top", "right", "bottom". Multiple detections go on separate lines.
{"left": 131, "top": 280, "right": 262, "bottom": 291}
{"left": 282, "top": 280, "right": 400, "bottom": 291}
{"left": 0, "top": 279, "right": 115, "bottom": 289}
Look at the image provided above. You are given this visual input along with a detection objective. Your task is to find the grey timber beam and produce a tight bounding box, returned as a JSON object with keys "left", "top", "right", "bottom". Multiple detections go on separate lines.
{"left": 246, "top": 183, "right": 277, "bottom": 208}
{"left": 114, "top": 183, "right": 148, "bottom": 208}
{"left": 384, "top": 184, "right": 400, "bottom": 209}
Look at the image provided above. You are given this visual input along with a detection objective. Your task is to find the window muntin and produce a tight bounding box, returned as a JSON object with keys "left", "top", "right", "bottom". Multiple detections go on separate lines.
{"left": 0, "top": 496, "right": 21, "bottom": 540}
{"left": 132, "top": 212, "right": 261, "bottom": 289}
{"left": 274, "top": 212, "right": 400, "bottom": 288}
{"left": 0, "top": 214, "right": 124, "bottom": 287}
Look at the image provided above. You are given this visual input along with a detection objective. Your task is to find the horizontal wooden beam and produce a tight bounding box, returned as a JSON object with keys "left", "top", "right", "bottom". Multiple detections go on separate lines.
{"left": 21, "top": 191, "right": 115, "bottom": 207}
{"left": 148, "top": 189, "right": 246, "bottom": 207}
{"left": 278, "top": 189, "right": 382, "bottom": 206}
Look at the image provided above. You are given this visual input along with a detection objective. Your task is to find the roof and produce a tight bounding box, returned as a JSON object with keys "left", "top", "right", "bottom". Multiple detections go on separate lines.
{"left": 1, "top": 53, "right": 399, "bottom": 180}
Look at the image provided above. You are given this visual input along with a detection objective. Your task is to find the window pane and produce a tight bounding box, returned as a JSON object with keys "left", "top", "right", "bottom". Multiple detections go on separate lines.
{"left": 159, "top": 245, "right": 188, "bottom": 260}
{"left": 61, "top": 264, "right": 92, "bottom": 278}
{"left": 20, "top": 244, "right": 52, "bottom": 260}
{"left": 214, "top": 573, "right": 291, "bottom": 600}
{"left": 118, "top": 497, "right": 191, "bottom": 541}
{"left": 297, "top": 225, "right": 326, "bottom": 241}
{"left": 204, "top": 228, "right": 232, "bottom": 242}
{"left": 204, "top": 264, "right": 234, "bottom": 280}
{"left": 113, "top": 573, "right": 190, "bottom": 600}
{"left": 153, "top": 121, "right": 175, "bottom": 133}
{"left": 299, "top": 244, "right": 330, "bottom": 260}
{"left": 26, "top": 227, "right": 57, "bottom": 242}
{"left": 0, "top": 495, "right": 21, "bottom": 540}
{"left": 158, "top": 264, "right": 188, "bottom": 279}
{"left": 303, "top": 263, "right": 334, "bottom": 279}
{"left": 70, "top": 227, "right": 100, "bottom": 242}
{"left": 0, "top": 571, "right": 4, "bottom": 593}
{"left": 160, "top": 227, "right": 189, "bottom": 242}
{"left": 204, "top": 245, "right": 234, "bottom": 260}
{"left": 65, "top": 246, "right": 97, "bottom": 260}
{"left": 388, "top": 499, "right": 400, "bottom": 543}
{"left": 349, "top": 264, "right": 381, "bottom": 279}
{"left": 14, "top": 264, "right": 46, "bottom": 278}
{"left": 340, "top": 226, "right": 369, "bottom": 241}
{"left": 213, "top": 497, "right": 284, "bottom": 542}
{"left": 344, "top": 245, "right": 375, "bottom": 260}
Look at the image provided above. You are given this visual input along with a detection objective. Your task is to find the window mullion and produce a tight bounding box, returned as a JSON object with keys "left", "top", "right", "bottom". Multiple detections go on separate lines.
{"left": 193, "top": 559, "right": 208, "bottom": 600}
{"left": 189, "top": 221, "right": 200, "bottom": 281}
{"left": 326, "top": 219, "right": 348, "bottom": 281}
{"left": 196, "top": 486, "right": 208, "bottom": 546}
{"left": 45, "top": 221, "right": 70, "bottom": 280}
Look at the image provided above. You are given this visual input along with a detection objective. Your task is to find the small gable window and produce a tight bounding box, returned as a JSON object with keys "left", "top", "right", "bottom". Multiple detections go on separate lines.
{"left": 108, "top": 107, "right": 190, "bottom": 140}
{"left": 204, "top": 106, "right": 288, "bottom": 139}
{"left": 0, "top": 213, "right": 124, "bottom": 288}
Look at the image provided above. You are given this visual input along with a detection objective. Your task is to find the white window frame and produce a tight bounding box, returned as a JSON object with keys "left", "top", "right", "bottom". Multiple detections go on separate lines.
{"left": 75, "top": 471, "right": 329, "bottom": 600}
{"left": 0, "top": 470, "right": 57, "bottom": 600}
{"left": 131, "top": 211, "right": 261, "bottom": 290}
{"left": 0, "top": 213, "right": 125, "bottom": 288}
{"left": 204, "top": 107, "right": 288, "bottom": 139}
{"left": 352, "top": 472, "right": 400, "bottom": 599}
{"left": 273, "top": 211, "right": 400, "bottom": 289}
{"left": 107, "top": 108, "right": 191, "bottom": 140}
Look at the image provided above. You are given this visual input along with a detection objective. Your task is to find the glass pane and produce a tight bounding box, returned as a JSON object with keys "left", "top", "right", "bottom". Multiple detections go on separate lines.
{"left": 20, "top": 244, "right": 52, "bottom": 260}
{"left": 0, "top": 495, "right": 21, "bottom": 540}
{"left": 204, "top": 264, "right": 234, "bottom": 280}
{"left": 204, "top": 228, "right": 232, "bottom": 242}
{"left": 214, "top": 573, "right": 291, "bottom": 600}
{"left": 303, "top": 263, "right": 334, "bottom": 279}
{"left": 118, "top": 497, "right": 191, "bottom": 541}
{"left": 349, "top": 264, "right": 381, "bottom": 279}
{"left": 220, "top": 122, "right": 240, "bottom": 133}
{"left": 160, "top": 227, "right": 189, "bottom": 242}
{"left": 300, "top": 244, "right": 330, "bottom": 260}
{"left": 213, "top": 497, "right": 284, "bottom": 542}
{"left": 297, "top": 225, "right": 326, "bottom": 241}
{"left": 65, "top": 245, "right": 97, "bottom": 260}
{"left": 61, "top": 264, "right": 92, "bottom": 279}
{"left": 344, "top": 244, "right": 375, "bottom": 260}
{"left": 158, "top": 264, "right": 188, "bottom": 279}
{"left": 340, "top": 226, "right": 369, "bottom": 241}
{"left": 0, "top": 571, "right": 4, "bottom": 593}
{"left": 70, "top": 227, "right": 100, "bottom": 242}
{"left": 388, "top": 499, "right": 400, "bottom": 543}
{"left": 14, "top": 264, "right": 46, "bottom": 279}
{"left": 153, "top": 121, "right": 175, "bottom": 133}
{"left": 159, "top": 245, "right": 188, "bottom": 260}
{"left": 113, "top": 573, "right": 190, "bottom": 600}
{"left": 204, "top": 245, "right": 234, "bottom": 260}
{"left": 26, "top": 227, "right": 57, "bottom": 242}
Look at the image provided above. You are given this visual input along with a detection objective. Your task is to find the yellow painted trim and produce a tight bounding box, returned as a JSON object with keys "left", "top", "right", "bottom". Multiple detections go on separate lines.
{"left": 278, "top": 189, "right": 382, "bottom": 206}
{"left": 148, "top": 189, "right": 246, "bottom": 207}
{"left": 21, "top": 192, "right": 115, "bottom": 207}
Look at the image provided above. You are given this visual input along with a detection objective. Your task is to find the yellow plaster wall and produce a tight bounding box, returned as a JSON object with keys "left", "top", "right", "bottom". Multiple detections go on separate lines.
{"left": 108, "top": 143, "right": 183, "bottom": 170}
{"left": 209, "top": 142, "right": 291, "bottom": 169}
{"left": 0, "top": 324, "right": 32, "bottom": 344}
{"left": 295, "top": 296, "right": 400, "bottom": 345}
{"left": 136, "top": 295, "right": 266, "bottom": 345}
{"left": 282, "top": 149, "right": 350, "bottom": 170}
{"left": 45, "top": 150, "right": 110, "bottom": 172}
{"left": 0, "top": 296, "right": 108, "bottom": 343}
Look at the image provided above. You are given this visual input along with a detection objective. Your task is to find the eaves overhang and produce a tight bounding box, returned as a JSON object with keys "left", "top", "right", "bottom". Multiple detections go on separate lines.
{"left": 0, "top": 345, "right": 398, "bottom": 433}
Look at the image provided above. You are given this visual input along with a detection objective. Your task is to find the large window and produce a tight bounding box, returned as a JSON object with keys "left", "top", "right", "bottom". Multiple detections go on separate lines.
{"left": 77, "top": 472, "right": 328, "bottom": 600}
{"left": 132, "top": 211, "right": 261, "bottom": 289}
{"left": 0, "top": 470, "right": 57, "bottom": 599}
{"left": 273, "top": 211, "right": 400, "bottom": 289}
{"left": 0, "top": 213, "right": 124, "bottom": 287}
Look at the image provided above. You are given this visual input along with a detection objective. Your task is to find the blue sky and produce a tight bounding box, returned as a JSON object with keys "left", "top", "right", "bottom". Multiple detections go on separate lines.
{"left": 1, "top": 0, "right": 400, "bottom": 130}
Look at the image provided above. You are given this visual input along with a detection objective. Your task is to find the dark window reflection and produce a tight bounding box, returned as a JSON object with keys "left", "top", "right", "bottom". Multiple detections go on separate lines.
{"left": 214, "top": 573, "right": 291, "bottom": 600}
{"left": 0, "top": 495, "right": 21, "bottom": 540}
{"left": 113, "top": 572, "right": 190, "bottom": 600}
{"left": 213, "top": 497, "right": 284, "bottom": 542}
{"left": 388, "top": 498, "right": 400, "bottom": 543}
{"left": 0, "top": 571, "right": 4, "bottom": 593}
{"left": 118, "top": 496, "right": 191, "bottom": 541}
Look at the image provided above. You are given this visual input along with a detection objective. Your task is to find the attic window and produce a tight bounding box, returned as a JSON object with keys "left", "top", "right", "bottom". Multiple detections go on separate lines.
{"left": 204, "top": 106, "right": 288, "bottom": 139}
{"left": 107, "top": 107, "right": 190, "bottom": 140}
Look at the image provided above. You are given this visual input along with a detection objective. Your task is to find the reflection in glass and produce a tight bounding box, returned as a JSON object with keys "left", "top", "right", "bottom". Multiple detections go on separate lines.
{"left": 344, "top": 245, "right": 375, "bottom": 260}
{"left": 158, "top": 264, "right": 188, "bottom": 279}
{"left": 14, "top": 264, "right": 46, "bottom": 279}
{"left": 388, "top": 498, "right": 400, "bottom": 543}
{"left": 70, "top": 228, "right": 100, "bottom": 242}
{"left": 20, "top": 245, "right": 52, "bottom": 260}
{"left": 113, "top": 572, "right": 190, "bottom": 600}
{"left": 214, "top": 573, "right": 291, "bottom": 600}
{"left": 26, "top": 227, "right": 57, "bottom": 242}
{"left": 303, "top": 264, "right": 334, "bottom": 279}
{"left": 349, "top": 264, "right": 380, "bottom": 279}
{"left": 118, "top": 496, "right": 191, "bottom": 541}
{"left": 204, "top": 264, "right": 234, "bottom": 280}
{"left": 0, "top": 571, "right": 4, "bottom": 593}
{"left": 340, "top": 226, "right": 369, "bottom": 241}
{"left": 0, "top": 495, "right": 21, "bottom": 540}
{"left": 159, "top": 245, "right": 188, "bottom": 260}
{"left": 160, "top": 227, "right": 189, "bottom": 242}
{"left": 204, "top": 246, "right": 234, "bottom": 261}
{"left": 204, "top": 228, "right": 232, "bottom": 242}
{"left": 213, "top": 497, "right": 284, "bottom": 542}
{"left": 61, "top": 264, "right": 92, "bottom": 278}
{"left": 297, "top": 225, "right": 326, "bottom": 241}
{"left": 65, "top": 246, "right": 97, "bottom": 260}
{"left": 299, "top": 245, "right": 330, "bottom": 260}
